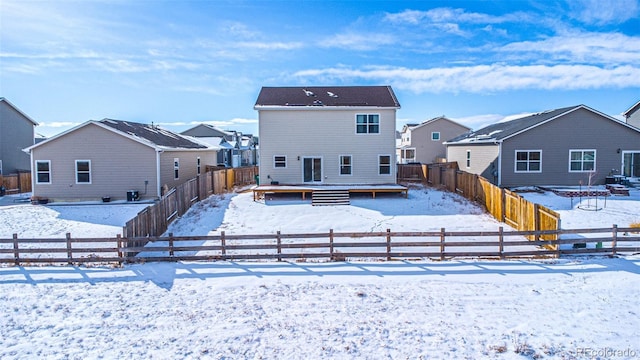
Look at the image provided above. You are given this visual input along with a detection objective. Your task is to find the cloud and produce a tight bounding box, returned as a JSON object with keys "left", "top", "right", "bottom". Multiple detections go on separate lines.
{"left": 293, "top": 64, "right": 640, "bottom": 93}
{"left": 499, "top": 31, "right": 640, "bottom": 64}
{"left": 320, "top": 33, "right": 396, "bottom": 51}
{"left": 569, "top": 0, "right": 639, "bottom": 25}
{"left": 385, "top": 8, "right": 532, "bottom": 26}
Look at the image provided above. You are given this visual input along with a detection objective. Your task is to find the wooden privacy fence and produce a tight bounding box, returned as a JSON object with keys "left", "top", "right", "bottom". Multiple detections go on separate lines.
{"left": 124, "top": 166, "right": 258, "bottom": 241}
{"left": 1, "top": 226, "right": 638, "bottom": 265}
{"left": 0, "top": 171, "right": 31, "bottom": 194}
{"left": 426, "top": 163, "right": 561, "bottom": 243}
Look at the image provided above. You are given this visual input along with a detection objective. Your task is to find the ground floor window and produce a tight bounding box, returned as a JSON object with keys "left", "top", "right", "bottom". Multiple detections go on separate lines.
{"left": 36, "top": 160, "right": 51, "bottom": 184}
{"left": 515, "top": 150, "right": 541, "bottom": 173}
{"left": 401, "top": 148, "right": 416, "bottom": 163}
{"left": 569, "top": 150, "right": 596, "bottom": 172}
{"left": 379, "top": 155, "right": 391, "bottom": 175}
{"left": 174, "top": 158, "right": 180, "bottom": 179}
{"left": 339, "top": 155, "right": 352, "bottom": 175}
{"left": 75, "top": 160, "right": 91, "bottom": 183}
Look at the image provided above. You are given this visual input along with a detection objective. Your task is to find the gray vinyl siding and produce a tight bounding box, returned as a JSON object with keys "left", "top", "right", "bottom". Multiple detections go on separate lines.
{"left": 447, "top": 144, "right": 500, "bottom": 182}
{"left": 408, "top": 119, "right": 470, "bottom": 163}
{"left": 159, "top": 150, "right": 217, "bottom": 191}
{"left": 258, "top": 108, "right": 397, "bottom": 185}
{"left": 628, "top": 111, "right": 640, "bottom": 129}
{"left": 31, "top": 123, "right": 159, "bottom": 201}
{"left": 500, "top": 107, "right": 640, "bottom": 187}
{"left": 0, "top": 101, "right": 34, "bottom": 174}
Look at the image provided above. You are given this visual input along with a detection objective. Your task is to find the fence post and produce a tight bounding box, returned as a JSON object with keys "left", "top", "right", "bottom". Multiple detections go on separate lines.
{"left": 329, "top": 229, "right": 334, "bottom": 260}
{"left": 277, "top": 230, "right": 282, "bottom": 262}
{"left": 221, "top": 231, "right": 226, "bottom": 259}
{"left": 386, "top": 228, "right": 391, "bottom": 261}
{"left": 13, "top": 234, "right": 19, "bottom": 266}
{"left": 534, "top": 203, "right": 540, "bottom": 241}
{"left": 66, "top": 232, "right": 73, "bottom": 265}
{"left": 500, "top": 188, "right": 506, "bottom": 223}
{"left": 440, "top": 228, "right": 445, "bottom": 261}
{"left": 498, "top": 227, "right": 504, "bottom": 260}
{"left": 168, "top": 233, "right": 174, "bottom": 258}
{"left": 612, "top": 224, "right": 618, "bottom": 256}
{"left": 117, "top": 234, "right": 123, "bottom": 265}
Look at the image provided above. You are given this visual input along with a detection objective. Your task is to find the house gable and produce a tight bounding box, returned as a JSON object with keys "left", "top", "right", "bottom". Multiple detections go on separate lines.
{"left": 0, "top": 98, "right": 37, "bottom": 174}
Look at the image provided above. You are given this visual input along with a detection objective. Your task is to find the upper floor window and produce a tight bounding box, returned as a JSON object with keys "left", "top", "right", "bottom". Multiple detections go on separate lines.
{"left": 36, "top": 160, "right": 51, "bottom": 184}
{"left": 569, "top": 150, "right": 596, "bottom": 172}
{"left": 274, "top": 155, "right": 287, "bottom": 168}
{"left": 431, "top": 132, "right": 440, "bottom": 141}
{"left": 356, "top": 114, "right": 379, "bottom": 134}
{"left": 75, "top": 160, "right": 91, "bottom": 184}
{"left": 339, "top": 155, "right": 352, "bottom": 175}
{"left": 515, "top": 150, "right": 541, "bottom": 173}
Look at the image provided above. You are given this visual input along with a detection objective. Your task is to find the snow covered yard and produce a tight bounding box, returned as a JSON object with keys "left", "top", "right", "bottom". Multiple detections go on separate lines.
{"left": 1, "top": 185, "right": 639, "bottom": 359}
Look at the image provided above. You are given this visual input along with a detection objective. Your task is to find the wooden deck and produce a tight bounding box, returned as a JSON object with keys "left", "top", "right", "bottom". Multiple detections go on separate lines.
{"left": 253, "top": 184, "right": 408, "bottom": 201}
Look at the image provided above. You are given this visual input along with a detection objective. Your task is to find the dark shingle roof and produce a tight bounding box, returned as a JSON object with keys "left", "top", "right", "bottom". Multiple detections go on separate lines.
{"left": 446, "top": 105, "right": 579, "bottom": 144}
{"left": 254, "top": 86, "right": 400, "bottom": 108}
{"left": 99, "top": 119, "right": 207, "bottom": 149}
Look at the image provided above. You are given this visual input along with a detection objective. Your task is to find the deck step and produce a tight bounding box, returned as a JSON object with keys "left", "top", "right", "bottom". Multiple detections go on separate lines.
{"left": 312, "top": 189, "right": 350, "bottom": 206}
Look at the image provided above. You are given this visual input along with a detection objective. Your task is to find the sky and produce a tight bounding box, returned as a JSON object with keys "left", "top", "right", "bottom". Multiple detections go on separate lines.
{"left": 1, "top": 0, "right": 639, "bottom": 138}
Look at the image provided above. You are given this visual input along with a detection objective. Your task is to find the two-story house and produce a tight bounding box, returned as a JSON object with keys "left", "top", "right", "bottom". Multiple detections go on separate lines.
{"left": 253, "top": 86, "right": 406, "bottom": 202}
{"left": 0, "top": 98, "right": 38, "bottom": 175}
{"left": 398, "top": 117, "right": 470, "bottom": 164}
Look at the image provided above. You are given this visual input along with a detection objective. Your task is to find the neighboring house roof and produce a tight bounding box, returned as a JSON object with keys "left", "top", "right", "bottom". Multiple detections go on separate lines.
{"left": 404, "top": 116, "right": 471, "bottom": 132}
{"left": 25, "top": 118, "right": 210, "bottom": 152}
{"left": 0, "top": 97, "right": 39, "bottom": 126}
{"left": 623, "top": 100, "right": 640, "bottom": 118}
{"left": 254, "top": 86, "right": 401, "bottom": 108}
{"left": 181, "top": 124, "right": 234, "bottom": 140}
{"left": 445, "top": 104, "right": 640, "bottom": 145}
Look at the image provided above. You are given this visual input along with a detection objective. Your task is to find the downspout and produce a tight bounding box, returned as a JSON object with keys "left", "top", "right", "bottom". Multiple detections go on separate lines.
{"left": 496, "top": 141, "right": 502, "bottom": 187}
{"left": 156, "top": 149, "right": 163, "bottom": 198}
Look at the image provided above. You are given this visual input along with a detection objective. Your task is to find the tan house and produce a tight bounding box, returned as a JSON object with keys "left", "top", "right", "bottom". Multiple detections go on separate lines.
{"left": 398, "top": 117, "right": 470, "bottom": 164}
{"left": 25, "top": 119, "right": 218, "bottom": 202}
{"left": 0, "top": 98, "right": 38, "bottom": 175}
{"left": 623, "top": 100, "right": 640, "bottom": 129}
{"left": 254, "top": 86, "right": 401, "bottom": 186}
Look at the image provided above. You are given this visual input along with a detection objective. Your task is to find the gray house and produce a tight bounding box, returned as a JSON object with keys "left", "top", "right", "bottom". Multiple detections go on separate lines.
{"left": 398, "top": 117, "right": 470, "bottom": 164}
{"left": 25, "top": 119, "right": 218, "bottom": 202}
{"left": 623, "top": 100, "right": 640, "bottom": 129}
{"left": 181, "top": 124, "right": 258, "bottom": 167}
{"left": 445, "top": 104, "right": 640, "bottom": 187}
{"left": 254, "top": 86, "right": 400, "bottom": 186}
{"left": 0, "top": 98, "right": 38, "bottom": 175}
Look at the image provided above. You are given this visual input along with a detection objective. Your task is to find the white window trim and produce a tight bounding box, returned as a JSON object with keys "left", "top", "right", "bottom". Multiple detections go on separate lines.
{"left": 339, "top": 155, "right": 352, "bottom": 176}
{"left": 355, "top": 113, "right": 381, "bottom": 135}
{"left": 174, "top": 158, "right": 180, "bottom": 180}
{"left": 431, "top": 132, "right": 441, "bottom": 141}
{"left": 402, "top": 148, "right": 416, "bottom": 163}
{"left": 273, "top": 155, "right": 287, "bottom": 169}
{"left": 514, "top": 150, "right": 542, "bottom": 173}
{"left": 569, "top": 149, "right": 597, "bottom": 173}
{"left": 378, "top": 154, "right": 392, "bottom": 175}
{"left": 75, "top": 160, "right": 92, "bottom": 184}
{"left": 36, "top": 160, "right": 52, "bottom": 184}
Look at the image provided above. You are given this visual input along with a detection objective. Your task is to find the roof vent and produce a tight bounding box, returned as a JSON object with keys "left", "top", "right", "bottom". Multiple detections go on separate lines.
{"left": 303, "top": 89, "right": 316, "bottom": 97}
{"left": 327, "top": 91, "right": 338, "bottom": 98}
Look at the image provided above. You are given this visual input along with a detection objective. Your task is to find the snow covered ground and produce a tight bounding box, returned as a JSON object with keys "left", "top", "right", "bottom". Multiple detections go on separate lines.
{"left": 1, "top": 185, "right": 639, "bottom": 359}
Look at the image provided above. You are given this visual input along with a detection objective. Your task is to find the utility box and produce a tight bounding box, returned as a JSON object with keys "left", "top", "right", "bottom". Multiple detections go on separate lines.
{"left": 127, "top": 190, "right": 139, "bottom": 201}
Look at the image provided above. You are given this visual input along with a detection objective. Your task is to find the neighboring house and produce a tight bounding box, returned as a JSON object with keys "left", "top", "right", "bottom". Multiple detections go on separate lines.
{"left": 181, "top": 124, "right": 258, "bottom": 167}
{"left": 445, "top": 104, "right": 640, "bottom": 187}
{"left": 25, "top": 119, "right": 218, "bottom": 202}
{"left": 398, "top": 117, "right": 470, "bottom": 164}
{"left": 254, "top": 86, "right": 401, "bottom": 185}
{"left": 623, "top": 100, "right": 640, "bottom": 129}
{"left": 0, "top": 98, "right": 38, "bottom": 175}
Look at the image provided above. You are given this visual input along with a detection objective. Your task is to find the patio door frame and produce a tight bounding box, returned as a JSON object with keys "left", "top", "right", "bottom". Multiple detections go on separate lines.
{"left": 302, "top": 157, "right": 323, "bottom": 183}
{"left": 622, "top": 150, "right": 640, "bottom": 177}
